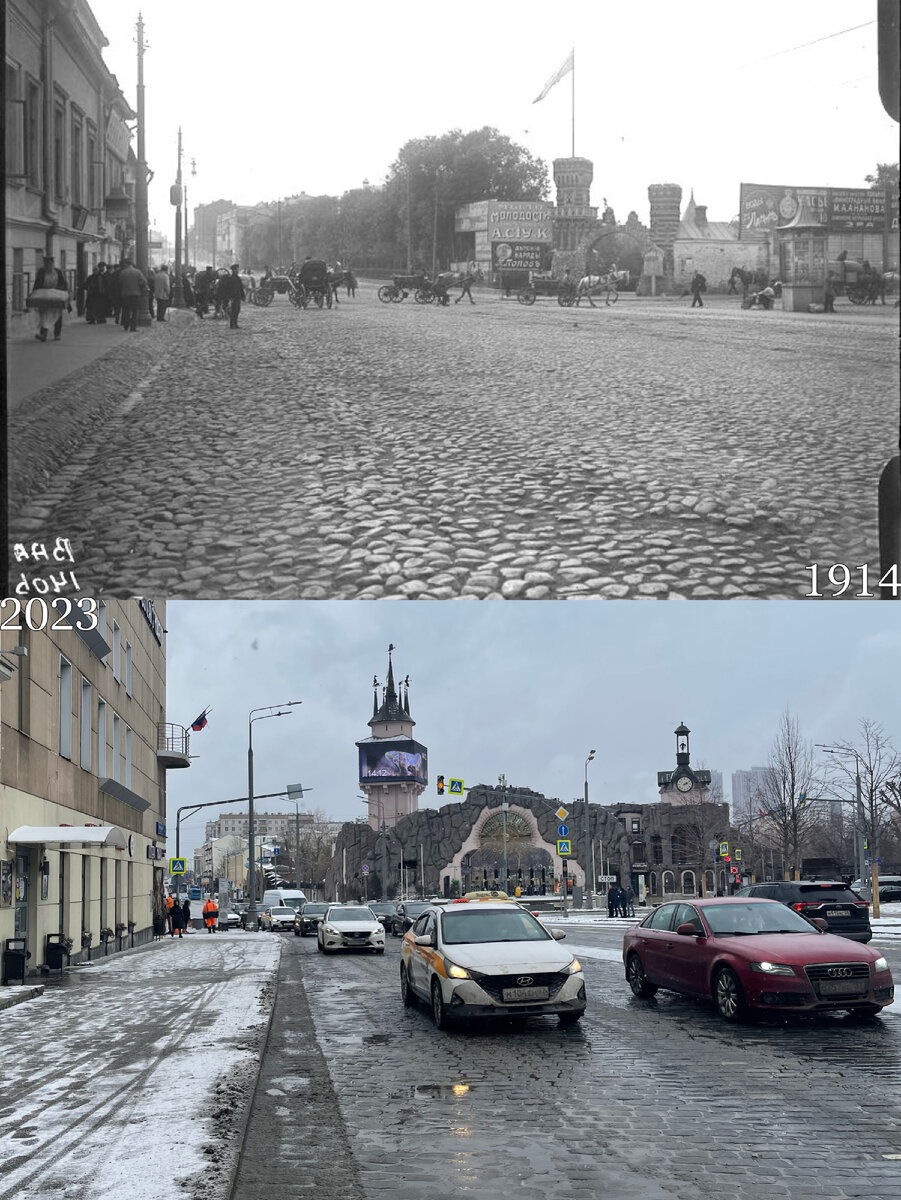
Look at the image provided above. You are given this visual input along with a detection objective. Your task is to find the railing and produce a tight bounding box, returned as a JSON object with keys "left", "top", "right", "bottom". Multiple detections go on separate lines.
{"left": 157, "top": 723, "right": 190, "bottom": 756}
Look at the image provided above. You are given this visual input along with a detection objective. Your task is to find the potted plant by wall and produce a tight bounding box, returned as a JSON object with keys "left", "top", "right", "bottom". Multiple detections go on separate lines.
{"left": 81, "top": 930, "right": 92, "bottom": 948}
{"left": 115, "top": 922, "right": 127, "bottom": 940}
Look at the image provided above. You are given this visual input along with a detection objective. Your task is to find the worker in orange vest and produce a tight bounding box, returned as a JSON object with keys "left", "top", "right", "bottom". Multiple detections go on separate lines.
{"left": 165, "top": 894, "right": 175, "bottom": 935}
{"left": 202, "top": 896, "right": 219, "bottom": 933}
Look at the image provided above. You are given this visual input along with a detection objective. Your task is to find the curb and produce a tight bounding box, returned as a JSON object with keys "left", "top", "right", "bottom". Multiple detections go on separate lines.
{"left": 0, "top": 983, "right": 45, "bottom": 1011}
{"left": 221, "top": 935, "right": 282, "bottom": 1200}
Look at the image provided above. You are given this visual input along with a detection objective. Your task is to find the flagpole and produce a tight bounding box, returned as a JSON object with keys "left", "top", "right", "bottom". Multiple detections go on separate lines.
{"left": 571, "top": 47, "right": 575, "bottom": 157}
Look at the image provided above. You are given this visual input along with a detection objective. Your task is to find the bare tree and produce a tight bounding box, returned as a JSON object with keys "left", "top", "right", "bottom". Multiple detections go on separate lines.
{"left": 757, "top": 708, "right": 823, "bottom": 878}
{"left": 825, "top": 720, "right": 900, "bottom": 906}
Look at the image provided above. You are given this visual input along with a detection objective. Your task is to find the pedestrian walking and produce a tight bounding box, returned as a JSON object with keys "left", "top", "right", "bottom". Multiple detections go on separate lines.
{"left": 181, "top": 898, "right": 192, "bottom": 930}
{"left": 824, "top": 273, "right": 836, "bottom": 313}
{"left": 217, "top": 264, "right": 245, "bottom": 328}
{"left": 108, "top": 262, "right": 123, "bottom": 325}
{"left": 153, "top": 908, "right": 167, "bottom": 941}
{"left": 606, "top": 885, "right": 617, "bottom": 918}
{"left": 170, "top": 902, "right": 186, "bottom": 939}
{"left": 194, "top": 266, "right": 215, "bottom": 318}
{"left": 153, "top": 266, "right": 171, "bottom": 322}
{"left": 28, "top": 254, "right": 71, "bottom": 341}
{"left": 117, "top": 257, "right": 148, "bottom": 331}
{"left": 690, "top": 271, "right": 706, "bottom": 308}
{"left": 202, "top": 896, "right": 219, "bottom": 933}
{"left": 623, "top": 885, "right": 636, "bottom": 917}
{"left": 165, "top": 894, "right": 175, "bottom": 936}
{"left": 83, "top": 263, "right": 110, "bottom": 324}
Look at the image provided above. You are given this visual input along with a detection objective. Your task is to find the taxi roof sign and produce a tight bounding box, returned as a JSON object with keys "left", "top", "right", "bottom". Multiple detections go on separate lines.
{"left": 169, "top": 858, "right": 186, "bottom": 874}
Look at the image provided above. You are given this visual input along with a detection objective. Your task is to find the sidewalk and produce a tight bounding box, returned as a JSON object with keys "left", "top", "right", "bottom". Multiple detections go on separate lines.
{"left": 6, "top": 309, "right": 193, "bottom": 412}
{"left": 0, "top": 930, "right": 280, "bottom": 1200}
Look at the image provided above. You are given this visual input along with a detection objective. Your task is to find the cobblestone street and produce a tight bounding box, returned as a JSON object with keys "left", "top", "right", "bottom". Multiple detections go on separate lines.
{"left": 234, "top": 926, "right": 901, "bottom": 1200}
{"left": 9, "top": 290, "right": 897, "bottom": 598}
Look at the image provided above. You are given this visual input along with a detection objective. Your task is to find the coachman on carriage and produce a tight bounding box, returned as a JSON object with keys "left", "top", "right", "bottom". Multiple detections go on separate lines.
{"left": 293, "top": 259, "right": 333, "bottom": 309}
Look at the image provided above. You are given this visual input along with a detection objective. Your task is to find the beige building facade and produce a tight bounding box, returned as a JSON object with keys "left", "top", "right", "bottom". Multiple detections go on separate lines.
{"left": 0, "top": 598, "right": 189, "bottom": 976}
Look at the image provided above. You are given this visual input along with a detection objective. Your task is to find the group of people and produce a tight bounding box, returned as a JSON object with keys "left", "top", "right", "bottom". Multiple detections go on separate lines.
{"left": 607, "top": 883, "right": 636, "bottom": 918}
{"left": 191, "top": 264, "right": 245, "bottom": 327}
{"left": 155, "top": 894, "right": 220, "bottom": 939}
{"left": 79, "top": 261, "right": 173, "bottom": 329}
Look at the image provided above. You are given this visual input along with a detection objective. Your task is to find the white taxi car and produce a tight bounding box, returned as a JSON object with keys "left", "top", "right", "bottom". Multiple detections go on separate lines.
{"left": 259, "top": 905, "right": 295, "bottom": 932}
{"left": 317, "top": 904, "right": 385, "bottom": 955}
{"left": 400, "top": 901, "right": 586, "bottom": 1029}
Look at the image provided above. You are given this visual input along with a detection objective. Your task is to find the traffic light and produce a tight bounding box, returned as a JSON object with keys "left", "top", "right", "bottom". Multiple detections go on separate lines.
{"left": 437, "top": 775, "right": 445, "bottom": 795}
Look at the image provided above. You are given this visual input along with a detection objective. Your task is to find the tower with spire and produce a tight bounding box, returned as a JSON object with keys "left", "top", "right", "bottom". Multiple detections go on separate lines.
{"left": 356, "top": 645, "right": 428, "bottom": 831}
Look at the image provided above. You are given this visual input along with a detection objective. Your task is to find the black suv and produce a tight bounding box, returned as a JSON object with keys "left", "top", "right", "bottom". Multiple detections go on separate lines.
{"left": 735, "top": 881, "right": 872, "bottom": 942}
{"left": 294, "top": 902, "right": 329, "bottom": 937}
{"left": 366, "top": 901, "right": 397, "bottom": 931}
{"left": 389, "top": 900, "right": 432, "bottom": 937}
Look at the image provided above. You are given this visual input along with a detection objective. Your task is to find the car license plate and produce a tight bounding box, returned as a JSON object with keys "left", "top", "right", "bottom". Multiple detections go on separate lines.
{"left": 502, "top": 986, "right": 549, "bottom": 1002}
{"left": 825, "top": 910, "right": 848, "bottom": 917}
{"left": 818, "top": 979, "right": 867, "bottom": 996}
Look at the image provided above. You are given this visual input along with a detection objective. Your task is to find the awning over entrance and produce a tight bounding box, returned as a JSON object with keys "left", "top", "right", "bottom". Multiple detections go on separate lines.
{"left": 8, "top": 825, "right": 128, "bottom": 847}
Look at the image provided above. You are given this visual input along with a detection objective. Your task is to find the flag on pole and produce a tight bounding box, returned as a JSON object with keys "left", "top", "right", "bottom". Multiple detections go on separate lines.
{"left": 533, "top": 49, "right": 574, "bottom": 103}
{"left": 190, "top": 707, "right": 211, "bottom": 732}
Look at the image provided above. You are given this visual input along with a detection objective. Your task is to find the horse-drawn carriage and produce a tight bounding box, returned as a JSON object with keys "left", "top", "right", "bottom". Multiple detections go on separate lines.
{"left": 291, "top": 259, "right": 333, "bottom": 309}
{"left": 377, "top": 273, "right": 428, "bottom": 303}
{"left": 516, "top": 272, "right": 577, "bottom": 306}
{"left": 250, "top": 273, "right": 295, "bottom": 307}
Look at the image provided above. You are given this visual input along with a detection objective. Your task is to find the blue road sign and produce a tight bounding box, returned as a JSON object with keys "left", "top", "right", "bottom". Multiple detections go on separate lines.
{"left": 362, "top": 864, "right": 369, "bottom": 874}
{"left": 449, "top": 778, "right": 464, "bottom": 794}
{"left": 557, "top": 824, "right": 569, "bottom": 837}
{"left": 557, "top": 839, "right": 572, "bottom": 856}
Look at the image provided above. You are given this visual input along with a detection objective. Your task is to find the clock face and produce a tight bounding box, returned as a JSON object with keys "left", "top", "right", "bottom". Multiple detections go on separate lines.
{"left": 128, "top": 834, "right": 135, "bottom": 856}
{"left": 675, "top": 776, "right": 693, "bottom": 793}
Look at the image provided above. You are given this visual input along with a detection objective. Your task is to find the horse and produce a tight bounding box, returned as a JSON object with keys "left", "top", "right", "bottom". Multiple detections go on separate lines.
{"left": 575, "top": 269, "right": 629, "bottom": 307}
{"left": 729, "top": 266, "right": 753, "bottom": 297}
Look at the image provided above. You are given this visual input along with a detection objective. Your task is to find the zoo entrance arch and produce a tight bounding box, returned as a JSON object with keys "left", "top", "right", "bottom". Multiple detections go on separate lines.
{"left": 576, "top": 223, "right": 657, "bottom": 283}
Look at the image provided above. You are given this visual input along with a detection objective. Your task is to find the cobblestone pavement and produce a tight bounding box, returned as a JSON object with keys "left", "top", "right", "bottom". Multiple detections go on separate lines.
{"left": 9, "top": 291, "right": 898, "bottom": 598}
{"left": 235, "top": 929, "right": 901, "bottom": 1200}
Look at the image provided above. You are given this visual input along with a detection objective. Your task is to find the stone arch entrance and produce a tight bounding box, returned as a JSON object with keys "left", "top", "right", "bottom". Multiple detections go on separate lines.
{"left": 581, "top": 229, "right": 648, "bottom": 286}
{"left": 447, "top": 803, "right": 584, "bottom": 896}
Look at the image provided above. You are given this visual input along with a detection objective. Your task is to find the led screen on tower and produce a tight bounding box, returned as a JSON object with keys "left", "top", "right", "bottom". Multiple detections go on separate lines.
{"left": 358, "top": 739, "right": 428, "bottom": 786}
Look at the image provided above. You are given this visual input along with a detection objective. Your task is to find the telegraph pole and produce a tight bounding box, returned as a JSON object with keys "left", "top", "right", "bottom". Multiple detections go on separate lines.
{"left": 134, "top": 14, "right": 151, "bottom": 325}
{"left": 172, "top": 128, "right": 184, "bottom": 306}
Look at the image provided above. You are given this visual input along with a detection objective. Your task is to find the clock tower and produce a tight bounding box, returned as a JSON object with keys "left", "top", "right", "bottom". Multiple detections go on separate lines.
{"left": 657, "top": 722, "right": 711, "bottom": 804}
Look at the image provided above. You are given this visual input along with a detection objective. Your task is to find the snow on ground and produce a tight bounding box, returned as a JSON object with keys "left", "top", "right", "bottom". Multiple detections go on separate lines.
{"left": 0, "top": 931, "right": 280, "bottom": 1200}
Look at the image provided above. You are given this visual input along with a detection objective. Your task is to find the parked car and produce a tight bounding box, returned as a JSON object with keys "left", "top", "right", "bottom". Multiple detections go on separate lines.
{"left": 852, "top": 876, "right": 901, "bottom": 903}
{"left": 401, "top": 901, "right": 586, "bottom": 1029}
{"left": 221, "top": 906, "right": 243, "bottom": 929}
{"left": 259, "top": 905, "right": 296, "bottom": 932}
{"left": 622, "top": 897, "right": 893, "bottom": 1022}
{"left": 734, "top": 881, "right": 872, "bottom": 942}
{"left": 367, "top": 901, "right": 397, "bottom": 930}
{"left": 318, "top": 905, "right": 385, "bottom": 954}
{"left": 389, "top": 901, "right": 432, "bottom": 937}
{"left": 295, "top": 902, "right": 329, "bottom": 937}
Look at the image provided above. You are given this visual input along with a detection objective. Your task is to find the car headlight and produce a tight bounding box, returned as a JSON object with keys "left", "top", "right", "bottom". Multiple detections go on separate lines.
{"left": 562, "top": 959, "right": 582, "bottom": 975}
{"left": 750, "top": 961, "right": 796, "bottom": 976}
{"left": 443, "top": 957, "right": 470, "bottom": 980}
{"left": 874, "top": 957, "right": 889, "bottom": 973}
{"left": 323, "top": 925, "right": 337, "bottom": 935}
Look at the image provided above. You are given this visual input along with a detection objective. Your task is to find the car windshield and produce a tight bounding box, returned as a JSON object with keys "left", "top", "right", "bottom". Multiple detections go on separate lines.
{"left": 270, "top": 908, "right": 293, "bottom": 916}
{"left": 441, "top": 909, "right": 550, "bottom": 945}
{"left": 404, "top": 904, "right": 429, "bottom": 916}
{"left": 305, "top": 904, "right": 328, "bottom": 915}
{"left": 703, "top": 902, "right": 816, "bottom": 936}
{"left": 330, "top": 908, "right": 375, "bottom": 921}
{"left": 368, "top": 903, "right": 394, "bottom": 914}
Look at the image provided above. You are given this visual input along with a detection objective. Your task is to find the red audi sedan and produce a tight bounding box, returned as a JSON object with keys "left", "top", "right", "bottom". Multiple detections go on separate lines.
{"left": 622, "top": 897, "right": 894, "bottom": 1021}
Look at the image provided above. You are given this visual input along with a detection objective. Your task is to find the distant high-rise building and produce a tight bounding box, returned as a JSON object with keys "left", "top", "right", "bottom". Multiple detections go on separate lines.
{"left": 731, "top": 767, "right": 772, "bottom": 818}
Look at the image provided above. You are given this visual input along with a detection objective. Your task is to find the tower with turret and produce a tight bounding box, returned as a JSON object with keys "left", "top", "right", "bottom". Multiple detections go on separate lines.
{"left": 356, "top": 646, "right": 428, "bottom": 831}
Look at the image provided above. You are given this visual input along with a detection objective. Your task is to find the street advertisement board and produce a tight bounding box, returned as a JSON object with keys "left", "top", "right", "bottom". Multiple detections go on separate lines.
{"left": 491, "top": 242, "right": 545, "bottom": 271}
{"left": 358, "top": 738, "right": 428, "bottom": 785}
{"left": 739, "top": 182, "right": 897, "bottom": 236}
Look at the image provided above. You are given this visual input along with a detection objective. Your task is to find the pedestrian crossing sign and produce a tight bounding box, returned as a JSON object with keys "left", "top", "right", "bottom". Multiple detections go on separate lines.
{"left": 449, "top": 778, "right": 464, "bottom": 794}
{"left": 557, "top": 839, "right": 572, "bottom": 856}
{"left": 169, "top": 858, "right": 186, "bottom": 874}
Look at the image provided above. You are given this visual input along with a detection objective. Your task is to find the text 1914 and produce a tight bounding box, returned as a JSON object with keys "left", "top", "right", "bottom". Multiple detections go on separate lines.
{"left": 805, "top": 564, "right": 899, "bottom": 598}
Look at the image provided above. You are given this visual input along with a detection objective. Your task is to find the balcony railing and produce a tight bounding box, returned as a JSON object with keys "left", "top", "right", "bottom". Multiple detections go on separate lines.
{"left": 157, "top": 724, "right": 191, "bottom": 768}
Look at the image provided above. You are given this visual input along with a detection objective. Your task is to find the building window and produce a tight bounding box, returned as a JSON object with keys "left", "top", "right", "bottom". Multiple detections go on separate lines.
{"left": 125, "top": 642, "right": 132, "bottom": 695}
{"left": 112, "top": 714, "right": 121, "bottom": 782}
{"left": 5, "top": 63, "right": 22, "bottom": 178}
{"left": 24, "top": 78, "right": 40, "bottom": 188}
{"left": 59, "top": 657, "right": 72, "bottom": 759}
{"left": 631, "top": 818, "right": 641, "bottom": 833}
{"left": 53, "top": 95, "right": 66, "bottom": 200}
{"left": 70, "top": 109, "right": 83, "bottom": 205}
{"left": 80, "top": 679, "right": 92, "bottom": 770}
{"left": 97, "top": 699, "right": 107, "bottom": 777}
{"left": 86, "top": 124, "right": 97, "bottom": 210}
{"left": 112, "top": 621, "right": 121, "bottom": 681}
{"left": 125, "top": 727, "right": 132, "bottom": 789}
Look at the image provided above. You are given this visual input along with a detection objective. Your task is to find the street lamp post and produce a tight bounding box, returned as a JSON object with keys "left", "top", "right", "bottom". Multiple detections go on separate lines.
{"left": 818, "top": 744, "right": 875, "bottom": 915}
{"left": 584, "top": 750, "right": 596, "bottom": 909}
{"left": 285, "top": 783, "right": 312, "bottom": 891}
{"left": 247, "top": 702, "right": 301, "bottom": 928}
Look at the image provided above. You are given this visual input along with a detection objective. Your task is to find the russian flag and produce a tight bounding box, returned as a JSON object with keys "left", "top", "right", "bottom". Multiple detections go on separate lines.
{"left": 190, "top": 707, "right": 210, "bottom": 732}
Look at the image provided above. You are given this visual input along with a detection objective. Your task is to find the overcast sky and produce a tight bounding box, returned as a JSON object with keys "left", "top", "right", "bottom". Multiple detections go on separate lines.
{"left": 85, "top": 0, "right": 896, "bottom": 237}
{"left": 164, "top": 601, "right": 901, "bottom": 854}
